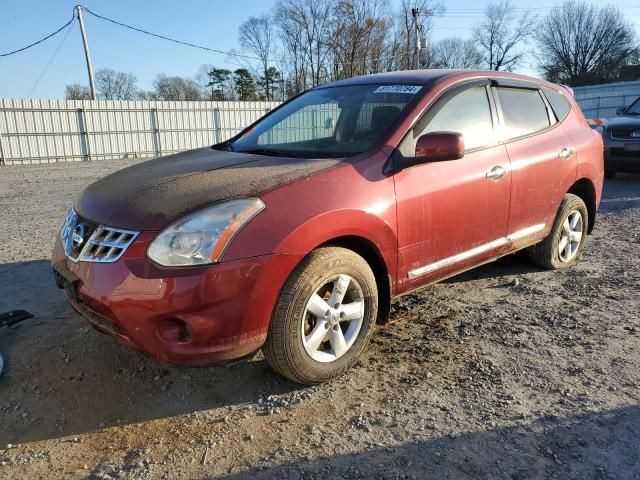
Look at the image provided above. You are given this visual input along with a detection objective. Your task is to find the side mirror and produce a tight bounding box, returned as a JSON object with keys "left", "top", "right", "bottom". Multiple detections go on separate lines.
{"left": 616, "top": 106, "right": 626, "bottom": 116}
{"left": 413, "top": 132, "right": 465, "bottom": 164}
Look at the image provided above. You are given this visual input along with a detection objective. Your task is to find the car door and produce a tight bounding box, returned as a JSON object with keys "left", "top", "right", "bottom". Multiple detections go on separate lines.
{"left": 393, "top": 81, "right": 512, "bottom": 292}
{"left": 492, "top": 82, "right": 578, "bottom": 247}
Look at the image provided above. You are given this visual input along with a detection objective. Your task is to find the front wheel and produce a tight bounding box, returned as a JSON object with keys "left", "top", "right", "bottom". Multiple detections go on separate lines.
{"left": 528, "top": 193, "right": 588, "bottom": 270}
{"left": 263, "top": 247, "right": 378, "bottom": 384}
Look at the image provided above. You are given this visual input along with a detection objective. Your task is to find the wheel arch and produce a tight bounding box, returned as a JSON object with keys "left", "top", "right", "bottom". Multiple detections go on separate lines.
{"left": 567, "top": 178, "right": 597, "bottom": 233}
{"left": 318, "top": 235, "right": 392, "bottom": 325}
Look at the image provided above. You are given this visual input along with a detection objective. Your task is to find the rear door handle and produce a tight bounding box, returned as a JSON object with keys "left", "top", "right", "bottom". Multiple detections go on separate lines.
{"left": 558, "top": 147, "right": 574, "bottom": 160}
{"left": 485, "top": 165, "right": 507, "bottom": 180}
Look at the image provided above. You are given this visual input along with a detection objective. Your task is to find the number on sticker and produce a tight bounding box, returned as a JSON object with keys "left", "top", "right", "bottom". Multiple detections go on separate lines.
{"left": 373, "top": 85, "right": 422, "bottom": 94}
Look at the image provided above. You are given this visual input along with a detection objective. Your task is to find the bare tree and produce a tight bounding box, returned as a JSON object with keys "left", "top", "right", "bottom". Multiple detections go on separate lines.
{"left": 239, "top": 15, "right": 274, "bottom": 100}
{"left": 330, "top": 0, "right": 391, "bottom": 78}
{"left": 433, "top": 38, "right": 483, "bottom": 69}
{"left": 536, "top": 1, "right": 639, "bottom": 86}
{"left": 95, "top": 69, "right": 138, "bottom": 100}
{"left": 473, "top": 0, "right": 536, "bottom": 71}
{"left": 274, "top": 9, "right": 307, "bottom": 94}
{"left": 152, "top": 75, "right": 202, "bottom": 101}
{"left": 275, "top": 0, "right": 334, "bottom": 89}
{"left": 65, "top": 84, "right": 92, "bottom": 100}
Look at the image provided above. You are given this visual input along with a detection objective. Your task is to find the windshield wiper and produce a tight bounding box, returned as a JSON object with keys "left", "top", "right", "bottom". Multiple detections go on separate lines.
{"left": 235, "top": 148, "right": 303, "bottom": 158}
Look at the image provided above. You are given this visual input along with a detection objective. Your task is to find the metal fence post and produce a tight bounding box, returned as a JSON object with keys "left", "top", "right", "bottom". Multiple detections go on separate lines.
{"left": 151, "top": 107, "right": 162, "bottom": 156}
{"left": 77, "top": 107, "right": 91, "bottom": 161}
{"left": 213, "top": 107, "right": 222, "bottom": 144}
{"left": 0, "top": 124, "right": 5, "bottom": 166}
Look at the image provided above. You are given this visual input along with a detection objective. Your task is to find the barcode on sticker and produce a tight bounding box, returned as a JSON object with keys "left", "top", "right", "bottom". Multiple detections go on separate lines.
{"left": 373, "top": 85, "right": 422, "bottom": 94}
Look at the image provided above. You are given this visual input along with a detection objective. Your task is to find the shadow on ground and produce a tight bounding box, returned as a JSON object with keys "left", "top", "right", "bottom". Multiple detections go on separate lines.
{"left": 0, "top": 260, "right": 303, "bottom": 445}
{"left": 0, "top": 250, "right": 548, "bottom": 446}
{"left": 220, "top": 405, "right": 640, "bottom": 480}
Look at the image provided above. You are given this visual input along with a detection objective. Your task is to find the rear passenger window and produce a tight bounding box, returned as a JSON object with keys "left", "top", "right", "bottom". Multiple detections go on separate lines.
{"left": 543, "top": 87, "right": 571, "bottom": 121}
{"left": 496, "top": 87, "right": 550, "bottom": 139}
{"left": 420, "top": 86, "right": 495, "bottom": 150}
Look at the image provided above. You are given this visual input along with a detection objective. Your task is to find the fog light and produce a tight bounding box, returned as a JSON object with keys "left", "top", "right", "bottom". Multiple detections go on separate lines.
{"left": 157, "top": 318, "right": 193, "bottom": 343}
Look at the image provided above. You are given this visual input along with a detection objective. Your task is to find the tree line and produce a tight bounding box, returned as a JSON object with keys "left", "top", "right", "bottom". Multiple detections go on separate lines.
{"left": 65, "top": 0, "right": 639, "bottom": 101}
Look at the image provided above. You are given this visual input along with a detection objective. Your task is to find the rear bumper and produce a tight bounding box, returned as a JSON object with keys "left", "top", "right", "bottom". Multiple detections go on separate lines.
{"left": 52, "top": 234, "right": 303, "bottom": 365}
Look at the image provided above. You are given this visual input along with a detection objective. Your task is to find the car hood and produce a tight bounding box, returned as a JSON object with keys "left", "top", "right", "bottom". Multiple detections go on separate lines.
{"left": 605, "top": 116, "right": 640, "bottom": 127}
{"left": 75, "top": 147, "right": 341, "bottom": 231}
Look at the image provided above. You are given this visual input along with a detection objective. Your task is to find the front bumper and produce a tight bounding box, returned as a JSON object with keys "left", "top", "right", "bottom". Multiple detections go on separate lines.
{"left": 604, "top": 138, "right": 640, "bottom": 173}
{"left": 51, "top": 232, "right": 303, "bottom": 365}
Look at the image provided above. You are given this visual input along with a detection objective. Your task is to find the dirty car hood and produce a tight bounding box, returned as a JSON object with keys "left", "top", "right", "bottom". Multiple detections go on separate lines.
{"left": 75, "top": 147, "right": 341, "bottom": 230}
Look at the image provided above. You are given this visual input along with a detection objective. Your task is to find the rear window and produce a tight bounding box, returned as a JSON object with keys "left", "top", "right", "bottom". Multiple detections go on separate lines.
{"left": 543, "top": 87, "right": 571, "bottom": 121}
{"left": 496, "top": 87, "right": 550, "bottom": 139}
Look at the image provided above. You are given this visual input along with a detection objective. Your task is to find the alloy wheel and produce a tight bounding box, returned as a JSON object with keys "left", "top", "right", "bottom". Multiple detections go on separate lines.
{"left": 558, "top": 210, "right": 583, "bottom": 262}
{"left": 301, "top": 274, "right": 365, "bottom": 363}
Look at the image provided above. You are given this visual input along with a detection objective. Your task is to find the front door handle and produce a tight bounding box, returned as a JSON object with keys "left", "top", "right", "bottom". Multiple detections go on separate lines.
{"left": 485, "top": 165, "right": 507, "bottom": 180}
{"left": 558, "top": 147, "right": 574, "bottom": 160}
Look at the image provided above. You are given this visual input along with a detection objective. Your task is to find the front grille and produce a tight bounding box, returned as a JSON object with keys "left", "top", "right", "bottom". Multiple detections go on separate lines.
{"left": 60, "top": 208, "right": 139, "bottom": 263}
{"left": 610, "top": 127, "right": 640, "bottom": 140}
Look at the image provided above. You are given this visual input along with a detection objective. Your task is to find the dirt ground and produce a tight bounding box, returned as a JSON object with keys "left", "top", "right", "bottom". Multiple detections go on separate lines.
{"left": 0, "top": 160, "right": 639, "bottom": 480}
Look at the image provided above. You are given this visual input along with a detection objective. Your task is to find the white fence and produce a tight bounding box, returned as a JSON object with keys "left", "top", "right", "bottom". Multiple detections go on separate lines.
{"left": 0, "top": 99, "right": 281, "bottom": 165}
{"left": 574, "top": 80, "right": 640, "bottom": 119}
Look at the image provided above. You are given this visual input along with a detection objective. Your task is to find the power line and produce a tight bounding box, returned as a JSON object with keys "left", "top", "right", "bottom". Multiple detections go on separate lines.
{"left": 0, "top": 12, "right": 76, "bottom": 57}
{"left": 27, "top": 21, "right": 75, "bottom": 98}
{"left": 81, "top": 6, "right": 264, "bottom": 63}
{"left": 82, "top": 5, "right": 417, "bottom": 68}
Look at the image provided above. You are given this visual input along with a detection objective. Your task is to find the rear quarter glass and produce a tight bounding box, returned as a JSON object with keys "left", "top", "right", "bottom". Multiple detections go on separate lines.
{"left": 543, "top": 87, "right": 572, "bottom": 122}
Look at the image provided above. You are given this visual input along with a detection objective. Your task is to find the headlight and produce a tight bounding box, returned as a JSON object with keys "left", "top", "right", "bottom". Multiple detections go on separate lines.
{"left": 147, "top": 198, "right": 265, "bottom": 267}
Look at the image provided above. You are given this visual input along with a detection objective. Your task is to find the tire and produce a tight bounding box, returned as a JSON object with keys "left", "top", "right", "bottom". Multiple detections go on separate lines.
{"left": 263, "top": 247, "right": 378, "bottom": 384}
{"left": 528, "top": 193, "right": 588, "bottom": 270}
{"left": 605, "top": 169, "right": 616, "bottom": 179}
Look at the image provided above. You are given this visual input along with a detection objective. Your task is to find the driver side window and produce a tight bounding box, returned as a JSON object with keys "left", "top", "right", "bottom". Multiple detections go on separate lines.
{"left": 418, "top": 86, "right": 495, "bottom": 151}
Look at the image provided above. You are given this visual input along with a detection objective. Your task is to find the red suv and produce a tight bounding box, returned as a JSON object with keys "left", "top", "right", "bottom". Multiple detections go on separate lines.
{"left": 52, "top": 70, "right": 604, "bottom": 384}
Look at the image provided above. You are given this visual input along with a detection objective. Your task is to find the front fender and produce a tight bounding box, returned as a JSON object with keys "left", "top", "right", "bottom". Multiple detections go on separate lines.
{"left": 223, "top": 157, "right": 398, "bottom": 286}
{"left": 273, "top": 208, "right": 398, "bottom": 280}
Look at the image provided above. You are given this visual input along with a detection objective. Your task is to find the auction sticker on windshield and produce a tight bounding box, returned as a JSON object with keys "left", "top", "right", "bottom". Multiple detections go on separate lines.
{"left": 373, "top": 85, "right": 422, "bottom": 94}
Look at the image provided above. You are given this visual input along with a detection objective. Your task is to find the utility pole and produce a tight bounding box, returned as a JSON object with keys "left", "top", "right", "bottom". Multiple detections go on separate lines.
{"left": 76, "top": 5, "right": 97, "bottom": 100}
{"left": 412, "top": 7, "right": 422, "bottom": 70}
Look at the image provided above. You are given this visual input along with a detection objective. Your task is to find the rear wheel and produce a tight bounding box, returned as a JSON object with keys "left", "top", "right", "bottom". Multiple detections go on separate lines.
{"left": 263, "top": 247, "right": 378, "bottom": 384}
{"left": 529, "top": 193, "right": 588, "bottom": 270}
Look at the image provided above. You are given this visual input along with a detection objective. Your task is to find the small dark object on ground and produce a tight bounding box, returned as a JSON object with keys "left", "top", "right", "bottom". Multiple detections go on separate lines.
{"left": 0, "top": 310, "right": 34, "bottom": 329}
{"left": 0, "top": 310, "right": 34, "bottom": 377}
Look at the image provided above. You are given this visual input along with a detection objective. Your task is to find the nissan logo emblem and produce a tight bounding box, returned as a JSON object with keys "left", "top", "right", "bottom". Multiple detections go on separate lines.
{"left": 72, "top": 223, "right": 86, "bottom": 250}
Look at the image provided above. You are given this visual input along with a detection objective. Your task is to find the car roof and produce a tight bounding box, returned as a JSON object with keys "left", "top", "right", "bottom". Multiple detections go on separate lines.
{"left": 320, "top": 69, "right": 464, "bottom": 88}
{"left": 317, "top": 69, "right": 557, "bottom": 91}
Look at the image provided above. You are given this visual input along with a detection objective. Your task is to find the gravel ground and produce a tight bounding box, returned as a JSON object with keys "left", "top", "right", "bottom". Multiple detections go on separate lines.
{"left": 0, "top": 160, "right": 639, "bottom": 480}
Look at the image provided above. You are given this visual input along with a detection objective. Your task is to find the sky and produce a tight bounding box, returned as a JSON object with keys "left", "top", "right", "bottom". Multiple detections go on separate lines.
{"left": 1, "top": 0, "right": 639, "bottom": 99}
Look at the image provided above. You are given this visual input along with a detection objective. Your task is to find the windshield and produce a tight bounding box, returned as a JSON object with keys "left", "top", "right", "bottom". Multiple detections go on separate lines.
{"left": 625, "top": 98, "right": 640, "bottom": 115}
{"left": 229, "top": 84, "right": 424, "bottom": 158}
